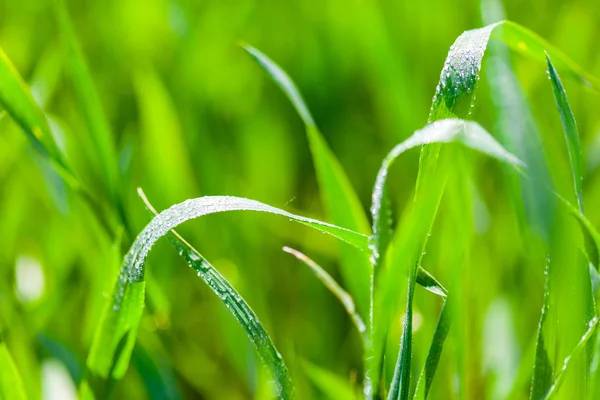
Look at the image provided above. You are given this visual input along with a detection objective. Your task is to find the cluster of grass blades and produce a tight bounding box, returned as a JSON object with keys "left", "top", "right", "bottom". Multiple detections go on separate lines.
{"left": 1, "top": 5, "right": 600, "bottom": 398}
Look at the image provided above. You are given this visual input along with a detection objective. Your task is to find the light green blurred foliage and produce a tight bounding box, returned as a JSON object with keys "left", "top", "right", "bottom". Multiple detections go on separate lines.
{"left": 1, "top": 0, "right": 600, "bottom": 398}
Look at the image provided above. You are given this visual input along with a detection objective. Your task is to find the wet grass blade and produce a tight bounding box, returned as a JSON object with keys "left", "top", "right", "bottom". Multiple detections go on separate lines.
{"left": 55, "top": 0, "right": 120, "bottom": 206}
{"left": 87, "top": 192, "right": 372, "bottom": 385}
{"left": 0, "top": 342, "right": 27, "bottom": 400}
{"left": 424, "top": 19, "right": 599, "bottom": 189}
{"left": 283, "top": 246, "right": 367, "bottom": 342}
{"left": 243, "top": 44, "right": 372, "bottom": 320}
{"left": 413, "top": 300, "right": 452, "bottom": 400}
{"left": 137, "top": 192, "right": 293, "bottom": 398}
{"left": 546, "top": 55, "right": 584, "bottom": 212}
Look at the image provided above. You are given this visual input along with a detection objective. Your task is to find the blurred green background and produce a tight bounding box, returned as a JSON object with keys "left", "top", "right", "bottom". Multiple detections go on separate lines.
{"left": 1, "top": 0, "right": 600, "bottom": 398}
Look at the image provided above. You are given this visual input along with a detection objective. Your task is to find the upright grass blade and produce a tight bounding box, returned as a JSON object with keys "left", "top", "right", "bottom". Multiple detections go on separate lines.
{"left": 0, "top": 342, "right": 27, "bottom": 400}
{"left": 0, "top": 45, "right": 75, "bottom": 185}
{"left": 370, "top": 119, "right": 523, "bottom": 398}
{"left": 54, "top": 0, "right": 120, "bottom": 208}
{"left": 243, "top": 45, "right": 372, "bottom": 321}
{"left": 412, "top": 299, "right": 452, "bottom": 400}
{"left": 546, "top": 55, "right": 584, "bottom": 212}
{"left": 87, "top": 192, "right": 372, "bottom": 386}
{"left": 283, "top": 246, "right": 367, "bottom": 342}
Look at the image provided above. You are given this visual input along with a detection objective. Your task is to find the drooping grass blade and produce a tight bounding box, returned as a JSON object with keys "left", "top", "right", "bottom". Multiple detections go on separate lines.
{"left": 243, "top": 44, "right": 372, "bottom": 321}
{"left": 0, "top": 342, "right": 27, "bottom": 400}
{"left": 283, "top": 246, "right": 367, "bottom": 342}
{"left": 107, "top": 190, "right": 298, "bottom": 397}
{"left": 87, "top": 192, "right": 373, "bottom": 388}
{"left": 55, "top": 0, "right": 120, "bottom": 208}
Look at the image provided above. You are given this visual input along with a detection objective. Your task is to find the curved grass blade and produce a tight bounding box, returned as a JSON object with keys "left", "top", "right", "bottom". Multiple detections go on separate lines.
{"left": 55, "top": 0, "right": 120, "bottom": 207}
{"left": 139, "top": 194, "right": 293, "bottom": 399}
{"left": 422, "top": 19, "right": 599, "bottom": 197}
{"left": 372, "top": 118, "right": 524, "bottom": 229}
{"left": 412, "top": 300, "right": 452, "bottom": 400}
{"left": 0, "top": 342, "right": 27, "bottom": 400}
{"left": 87, "top": 193, "right": 371, "bottom": 385}
{"left": 429, "top": 20, "right": 599, "bottom": 124}
{"left": 243, "top": 44, "right": 372, "bottom": 320}
{"left": 283, "top": 246, "right": 367, "bottom": 342}
{"left": 0, "top": 45, "right": 75, "bottom": 185}
{"left": 546, "top": 54, "right": 584, "bottom": 213}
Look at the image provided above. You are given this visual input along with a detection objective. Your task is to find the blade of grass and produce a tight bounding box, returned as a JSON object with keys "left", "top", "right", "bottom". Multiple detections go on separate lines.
{"left": 546, "top": 54, "right": 584, "bottom": 212}
{"left": 412, "top": 299, "right": 451, "bottom": 400}
{"left": 544, "top": 55, "right": 599, "bottom": 269}
{"left": 87, "top": 192, "right": 373, "bottom": 385}
{"left": 0, "top": 342, "right": 27, "bottom": 400}
{"left": 283, "top": 246, "right": 367, "bottom": 342}
{"left": 123, "top": 191, "right": 296, "bottom": 397}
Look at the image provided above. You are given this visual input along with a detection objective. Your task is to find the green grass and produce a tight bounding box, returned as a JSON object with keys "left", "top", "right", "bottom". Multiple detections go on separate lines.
{"left": 1, "top": 1, "right": 600, "bottom": 399}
